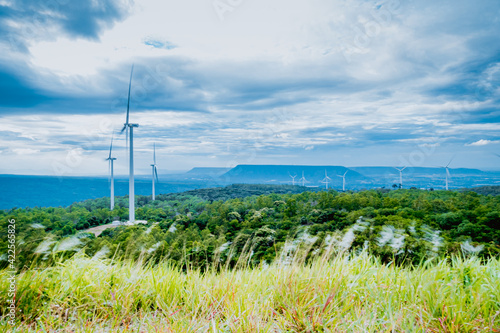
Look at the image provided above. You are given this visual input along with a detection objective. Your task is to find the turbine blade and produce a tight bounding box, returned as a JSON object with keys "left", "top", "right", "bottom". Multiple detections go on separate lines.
{"left": 125, "top": 65, "right": 134, "bottom": 125}
{"left": 154, "top": 142, "right": 156, "bottom": 164}
{"left": 446, "top": 155, "right": 455, "bottom": 167}
{"left": 108, "top": 133, "right": 114, "bottom": 159}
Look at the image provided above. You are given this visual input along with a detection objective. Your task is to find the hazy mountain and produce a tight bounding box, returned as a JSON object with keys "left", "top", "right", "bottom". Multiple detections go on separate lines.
{"left": 220, "top": 165, "right": 368, "bottom": 187}
{"left": 184, "top": 167, "right": 231, "bottom": 177}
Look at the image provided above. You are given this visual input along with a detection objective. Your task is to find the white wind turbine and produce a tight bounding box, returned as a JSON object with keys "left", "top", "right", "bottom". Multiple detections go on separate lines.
{"left": 337, "top": 170, "right": 348, "bottom": 191}
{"left": 444, "top": 160, "right": 452, "bottom": 191}
{"left": 120, "top": 65, "right": 139, "bottom": 222}
{"left": 106, "top": 134, "right": 117, "bottom": 210}
{"left": 289, "top": 172, "right": 297, "bottom": 185}
{"left": 299, "top": 171, "right": 307, "bottom": 187}
{"left": 394, "top": 166, "right": 407, "bottom": 189}
{"left": 151, "top": 143, "right": 159, "bottom": 201}
{"left": 321, "top": 170, "right": 331, "bottom": 189}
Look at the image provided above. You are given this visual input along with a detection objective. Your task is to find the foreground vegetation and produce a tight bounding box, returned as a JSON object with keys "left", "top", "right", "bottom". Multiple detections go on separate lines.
{"left": 1, "top": 252, "right": 499, "bottom": 332}
{"left": 1, "top": 185, "right": 499, "bottom": 271}
{"left": 2, "top": 185, "right": 500, "bottom": 331}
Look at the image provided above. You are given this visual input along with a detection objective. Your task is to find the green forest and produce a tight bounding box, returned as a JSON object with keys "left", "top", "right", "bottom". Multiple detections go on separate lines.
{"left": 2, "top": 184, "right": 499, "bottom": 271}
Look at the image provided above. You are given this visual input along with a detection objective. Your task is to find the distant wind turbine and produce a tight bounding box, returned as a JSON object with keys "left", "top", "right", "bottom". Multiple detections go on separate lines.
{"left": 337, "top": 170, "right": 348, "bottom": 191}
{"left": 394, "top": 166, "right": 407, "bottom": 189}
{"left": 289, "top": 172, "right": 297, "bottom": 186}
{"left": 106, "top": 134, "right": 117, "bottom": 210}
{"left": 321, "top": 170, "right": 331, "bottom": 189}
{"left": 151, "top": 143, "right": 159, "bottom": 201}
{"left": 120, "top": 65, "right": 139, "bottom": 222}
{"left": 442, "top": 158, "right": 454, "bottom": 191}
{"left": 299, "top": 171, "right": 307, "bottom": 186}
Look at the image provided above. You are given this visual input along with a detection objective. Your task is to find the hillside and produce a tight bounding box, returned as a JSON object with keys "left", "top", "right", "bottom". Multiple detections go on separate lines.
{"left": 460, "top": 185, "right": 500, "bottom": 196}
{"left": 157, "top": 184, "right": 317, "bottom": 202}
{"left": 2, "top": 184, "right": 500, "bottom": 272}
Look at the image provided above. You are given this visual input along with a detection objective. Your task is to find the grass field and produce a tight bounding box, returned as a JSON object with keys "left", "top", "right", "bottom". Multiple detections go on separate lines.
{"left": 1, "top": 251, "right": 500, "bottom": 332}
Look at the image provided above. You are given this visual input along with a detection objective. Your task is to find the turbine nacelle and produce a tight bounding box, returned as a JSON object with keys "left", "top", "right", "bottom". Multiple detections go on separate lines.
{"left": 122, "top": 123, "right": 139, "bottom": 132}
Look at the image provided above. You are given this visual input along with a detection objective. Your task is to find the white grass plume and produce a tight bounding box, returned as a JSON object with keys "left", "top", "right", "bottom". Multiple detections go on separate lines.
{"left": 55, "top": 237, "right": 82, "bottom": 252}
{"left": 461, "top": 240, "right": 484, "bottom": 255}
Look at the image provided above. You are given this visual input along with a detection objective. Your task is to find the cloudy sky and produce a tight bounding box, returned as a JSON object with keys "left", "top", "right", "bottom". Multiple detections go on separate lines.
{"left": 0, "top": 0, "right": 499, "bottom": 176}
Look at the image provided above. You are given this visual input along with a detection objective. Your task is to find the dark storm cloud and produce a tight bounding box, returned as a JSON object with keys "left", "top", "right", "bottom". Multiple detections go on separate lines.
{"left": 0, "top": 67, "right": 50, "bottom": 107}
{"left": 2, "top": 0, "right": 131, "bottom": 52}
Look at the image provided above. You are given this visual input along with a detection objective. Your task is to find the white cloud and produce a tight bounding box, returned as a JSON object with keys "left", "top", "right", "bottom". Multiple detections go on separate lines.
{"left": 11, "top": 148, "right": 40, "bottom": 155}
{"left": 466, "top": 139, "right": 499, "bottom": 146}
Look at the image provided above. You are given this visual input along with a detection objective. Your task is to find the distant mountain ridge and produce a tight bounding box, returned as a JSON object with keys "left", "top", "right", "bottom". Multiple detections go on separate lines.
{"left": 214, "top": 164, "right": 499, "bottom": 190}
{"left": 221, "top": 165, "right": 368, "bottom": 185}
{"left": 185, "top": 167, "right": 230, "bottom": 177}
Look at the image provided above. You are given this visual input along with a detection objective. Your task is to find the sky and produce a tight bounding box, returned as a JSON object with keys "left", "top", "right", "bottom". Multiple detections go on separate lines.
{"left": 0, "top": 0, "right": 499, "bottom": 176}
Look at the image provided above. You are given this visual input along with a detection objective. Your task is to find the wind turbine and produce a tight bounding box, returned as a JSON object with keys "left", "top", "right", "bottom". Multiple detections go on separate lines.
{"left": 151, "top": 143, "right": 159, "bottom": 201}
{"left": 394, "top": 166, "right": 406, "bottom": 189}
{"left": 120, "top": 65, "right": 139, "bottom": 222}
{"left": 299, "top": 171, "right": 307, "bottom": 186}
{"left": 441, "top": 158, "right": 454, "bottom": 191}
{"left": 337, "top": 170, "right": 348, "bottom": 191}
{"left": 106, "top": 134, "right": 117, "bottom": 210}
{"left": 321, "top": 170, "right": 331, "bottom": 189}
{"left": 289, "top": 172, "right": 297, "bottom": 185}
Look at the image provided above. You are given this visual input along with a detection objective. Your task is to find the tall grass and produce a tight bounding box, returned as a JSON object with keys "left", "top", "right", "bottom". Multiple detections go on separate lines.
{"left": 1, "top": 251, "right": 500, "bottom": 332}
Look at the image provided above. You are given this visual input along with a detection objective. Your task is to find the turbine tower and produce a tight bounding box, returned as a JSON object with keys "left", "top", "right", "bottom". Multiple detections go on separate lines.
{"left": 394, "top": 166, "right": 406, "bottom": 189}
{"left": 106, "top": 134, "right": 117, "bottom": 210}
{"left": 120, "top": 65, "right": 139, "bottom": 222}
{"left": 321, "top": 170, "right": 331, "bottom": 189}
{"left": 289, "top": 172, "right": 297, "bottom": 185}
{"left": 337, "top": 170, "right": 348, "bottom": 191}
{"left": 151, "top": 143, "right": 159, "bottom": 201}
{"left": 299, "top": 171, "right": 307, "bottom": 187}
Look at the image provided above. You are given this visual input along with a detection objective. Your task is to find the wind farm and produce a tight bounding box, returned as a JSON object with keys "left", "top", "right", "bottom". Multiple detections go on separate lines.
{"left": 2, "top": 0, "right": 500, "bottom": 332}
